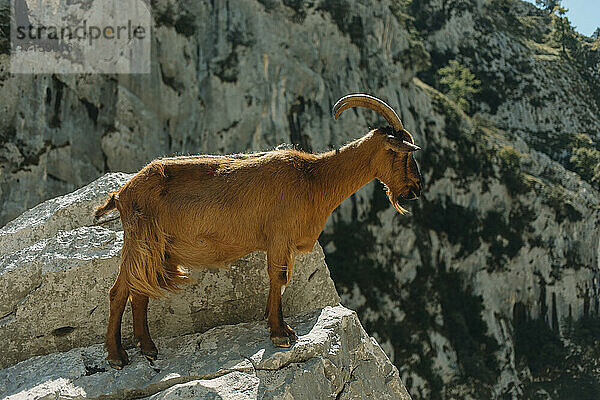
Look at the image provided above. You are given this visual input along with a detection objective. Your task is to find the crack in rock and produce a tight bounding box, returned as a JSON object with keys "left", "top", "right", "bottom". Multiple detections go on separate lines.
{"left": 335, "top": 364, "right": 359, "bottom": 400}
{"left": 0, "top": 311, "right": 15, "bottom": 327}
{"left": 88, "top": 367, "right": 254, "bottom": 400}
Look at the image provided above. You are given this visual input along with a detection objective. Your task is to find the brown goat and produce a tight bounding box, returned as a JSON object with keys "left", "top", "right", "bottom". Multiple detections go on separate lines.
{"left": 94, "top": 94, "right": 423, "bottom": 369}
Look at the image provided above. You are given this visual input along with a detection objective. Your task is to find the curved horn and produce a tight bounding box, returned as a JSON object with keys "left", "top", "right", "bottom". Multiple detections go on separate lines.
{"left": 332, "top": 94, "right": 404, "bottom": 131}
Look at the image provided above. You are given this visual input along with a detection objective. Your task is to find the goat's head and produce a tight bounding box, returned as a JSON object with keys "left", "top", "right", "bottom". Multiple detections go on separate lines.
{"left": 333, "top": 94, "right": 423, "bottom": 214}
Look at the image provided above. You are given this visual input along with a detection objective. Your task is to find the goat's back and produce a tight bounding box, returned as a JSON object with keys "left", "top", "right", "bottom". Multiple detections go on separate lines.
{"left": 116, "top": 150, "right": 321, "bottom": 247}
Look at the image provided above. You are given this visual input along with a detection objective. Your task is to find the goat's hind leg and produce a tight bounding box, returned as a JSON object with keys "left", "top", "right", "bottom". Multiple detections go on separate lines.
{"left": 131, "top": 293, "right": 158, "bottom": 361}
{"left": 266, "top": 250, "right": 298, "bottom": 347}
{"left": 106, "top": 271, "right": 130, "bottom": 369}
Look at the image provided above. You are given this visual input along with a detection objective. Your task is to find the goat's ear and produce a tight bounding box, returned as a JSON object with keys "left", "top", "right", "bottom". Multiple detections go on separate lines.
{"left": 385, "top": 135, "right": 421, "bottom": 152}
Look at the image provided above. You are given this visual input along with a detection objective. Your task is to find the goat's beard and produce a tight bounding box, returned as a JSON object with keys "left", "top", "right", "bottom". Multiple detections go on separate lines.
{"left": 385, "top": 185, "right": 408, "bottom": 215}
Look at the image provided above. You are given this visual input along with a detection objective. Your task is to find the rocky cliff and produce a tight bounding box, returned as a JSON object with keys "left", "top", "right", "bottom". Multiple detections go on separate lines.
{"left": 0, "top": 305, "right": 410, "bottom": 400}
{"left": 1, "top": 0, "right": 599, "bottom": 398}
{"left": 0, "top": 175, "right": 409, "bottom": 399}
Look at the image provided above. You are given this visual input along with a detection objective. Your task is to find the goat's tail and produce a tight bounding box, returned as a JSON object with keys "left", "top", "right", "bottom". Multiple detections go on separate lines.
{"left": 120, "top": 217, "right": 189, "bottom": 299}
{"left": 94, "top": 192, "right": 118, "bottom": 220}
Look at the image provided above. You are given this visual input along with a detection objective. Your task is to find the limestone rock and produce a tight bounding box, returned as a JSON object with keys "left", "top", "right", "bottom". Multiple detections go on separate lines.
{"left": 0, "top": 174, "right": 340, "bottom": 369}
{"left": 0, "top": 173, "right": 133, "bottom": 255}
{"left": 0, "top": 305, "right": 411, "bottom": 400}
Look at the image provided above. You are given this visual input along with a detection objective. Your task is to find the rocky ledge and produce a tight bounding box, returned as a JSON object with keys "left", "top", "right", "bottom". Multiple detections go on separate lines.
{"left": 0, "top": 174, "right": 410, "bottom": 399}
{"left": 0, "top": 173, "right": 340, "bottom": 369}
{"left": 0, "top": 305, "right": 411, "bottom": 400}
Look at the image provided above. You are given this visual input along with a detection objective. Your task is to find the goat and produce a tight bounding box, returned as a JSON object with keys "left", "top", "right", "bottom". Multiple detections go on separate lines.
{"left": 94, "top": 94, "right": 423, "bottom": 369}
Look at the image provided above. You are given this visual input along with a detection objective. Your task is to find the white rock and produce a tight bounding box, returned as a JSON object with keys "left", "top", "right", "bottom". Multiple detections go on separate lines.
{"left": 0, "top": 173, "right": 340, "bottom": 369}
{"left": 0, "top": 306, "right": 411, "bottom": 400}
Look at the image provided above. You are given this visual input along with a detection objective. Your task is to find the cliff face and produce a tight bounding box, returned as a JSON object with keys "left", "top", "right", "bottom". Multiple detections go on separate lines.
{"left": 1, "top": 0, "right": 599, "bottom": 398}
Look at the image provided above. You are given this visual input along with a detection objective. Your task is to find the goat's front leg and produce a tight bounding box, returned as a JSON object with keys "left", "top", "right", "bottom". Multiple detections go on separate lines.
{"left": 266, "top": 249, "right": 298, "bottom": 347}
{"left": 131, "top": 293, "right": 158, "bottom": 361}
{"left": 106, "top": 271, "right": 130, "bottom": 369}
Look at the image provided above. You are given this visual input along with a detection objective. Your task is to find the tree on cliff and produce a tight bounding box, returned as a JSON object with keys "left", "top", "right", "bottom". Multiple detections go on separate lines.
{"left": 535, "top": 0, "right": 561, "bottom": 11}
{"left": 437, "top": 60, "right": 480, "bottom": 113}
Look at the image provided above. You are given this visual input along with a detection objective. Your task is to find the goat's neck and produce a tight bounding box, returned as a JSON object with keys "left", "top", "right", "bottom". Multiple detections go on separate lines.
{"left": 316, "top": 133, "right": 378, "bottom": 214}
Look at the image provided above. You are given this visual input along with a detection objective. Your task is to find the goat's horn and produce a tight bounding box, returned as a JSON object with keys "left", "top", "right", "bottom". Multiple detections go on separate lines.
{"left": 332, "top": 94, "right": 404, "bottom": 131}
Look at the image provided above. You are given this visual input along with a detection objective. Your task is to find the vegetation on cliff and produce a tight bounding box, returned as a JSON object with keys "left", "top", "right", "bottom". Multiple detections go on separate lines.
{"left": 320, "top": 0, "right": 600, "bottom": 398}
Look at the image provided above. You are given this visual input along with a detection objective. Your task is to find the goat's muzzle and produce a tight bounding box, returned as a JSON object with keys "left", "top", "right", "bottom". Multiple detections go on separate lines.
{"left": 399, "top": 188, "right": 420, "bottom": 201}
{"left": 408, "top": 173, "right": 424, "bottom": 200}
{"left": 399, "top": 180, "right": 422, "bottom": 200}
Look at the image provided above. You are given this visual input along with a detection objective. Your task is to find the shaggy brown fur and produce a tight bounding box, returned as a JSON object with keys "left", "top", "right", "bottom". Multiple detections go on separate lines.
{"left": 96, "top": 95, "right": 423, "bottom": 369}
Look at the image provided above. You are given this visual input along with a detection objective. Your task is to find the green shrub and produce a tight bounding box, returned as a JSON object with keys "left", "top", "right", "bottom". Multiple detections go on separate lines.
{"left": 552, "top": 6, "right": 579, "bottom": 59}
{"left": 564, "top": 133, "right": 600, "bottom": 185}
{"left": 570, "top": 147, "right": 600, "bottom": 182}
{"left": 498, "top": 145, "right": 522, "bottom": 169}
{"left": 389, "top": 0, "right": 413, "bottom": 26}
{"left": 570, "top": 132, "right": 594, "bottom": 148}
{"left": 543, "top": 184, "right": 583, "bottom": 223}
{"left": 535, "top": 0, "right": 561, "bottom": 11}
{"left": 437, "top": 60, "right": 481, "bottom": 113}
{"left": 498, "top": 146, "right": 529, "bottom": 195}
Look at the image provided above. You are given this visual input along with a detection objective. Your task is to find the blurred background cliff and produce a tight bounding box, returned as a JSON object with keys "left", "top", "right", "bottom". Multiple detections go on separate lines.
{"left": 1, "top": 0, "right": 599, "bottom": 398}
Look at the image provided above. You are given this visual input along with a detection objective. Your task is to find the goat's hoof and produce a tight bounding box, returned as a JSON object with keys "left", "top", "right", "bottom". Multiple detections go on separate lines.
{"left": 271, "top": 326, "right": 297, "bottom": 348}
{"left": 137, "top": 339, "right": 158, "bottom": 361}
{"left": 271, "top": 335, "right": 292, "bottom": 348}
{"left": 142, "top": 349, "right": 158, "bottom": 361}
{"left": 108, "top": 359, "right": 124, "bottom": 370}
{"left": 106, "top": 349, "right": 129, "bottom": 370}
{"left": 107, "top": 356, "right": 129, "bottom": 370}
{"left": 284, "top": 325, "right": 298, "bottom": 342}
